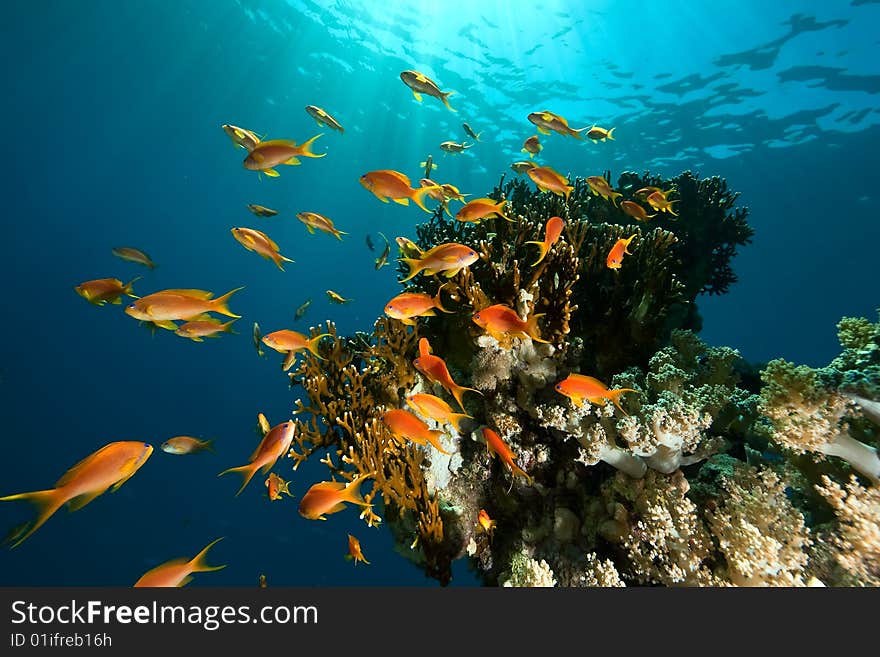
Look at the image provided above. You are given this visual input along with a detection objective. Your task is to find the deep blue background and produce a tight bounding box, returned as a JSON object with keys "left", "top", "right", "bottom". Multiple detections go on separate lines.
{"left": 0, "top": 0, "right": 877, "bottom": 586}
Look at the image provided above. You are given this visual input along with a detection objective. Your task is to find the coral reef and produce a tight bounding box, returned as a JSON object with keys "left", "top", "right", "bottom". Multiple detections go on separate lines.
{"left": 283, "top": 163, "right": 878, "bottom": 587}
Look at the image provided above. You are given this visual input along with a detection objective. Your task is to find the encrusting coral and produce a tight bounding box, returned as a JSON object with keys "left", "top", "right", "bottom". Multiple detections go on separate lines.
{"left": 280, "top": 163, "right": 878, "bottom": 587}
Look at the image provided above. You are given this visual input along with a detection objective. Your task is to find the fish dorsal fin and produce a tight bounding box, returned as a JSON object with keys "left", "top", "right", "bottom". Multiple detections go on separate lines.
{"left": 384, "top": 169, "right": 412, "bottom": 186}
{"left": 262, "top": 234, "right": 280, "bottom": 251}
{"left": 163, "top": 289, "right": 215, "bottom": 300}
{"left": 256, "top": 139, "right": 297, "bottom": 148}
{"left": 315, "top": 481, "right": 347, "bottom": 492}
{"left": 55, "top": 446, "right": 114, "bottom": 487}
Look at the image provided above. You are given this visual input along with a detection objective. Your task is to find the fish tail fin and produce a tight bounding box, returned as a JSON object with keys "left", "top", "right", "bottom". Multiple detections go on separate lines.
{"left": 123, "top": 276, "right": 142, "bottom": 297}
{"left": 342, "top": 473, "right": 373, "bottom": 507}
{"left": 440, "top": 91, "right": 456, "bottom": 112}
{"left": 496, "top": 199, "right": 515, "bottom": 222}
{"left": 222, "top": 318, "right": 240, "bottom": 334}
{"left": 475, "top": 131, "right": 483, "bottom": 142}
{"left": 218, "top": 464, "right": 259, "bottom": 496}
{"left": 427, "top": 429, "right": 454, "bottom": 455}
{"left": 272, "top": 252, "right": 295, "bottom": 271}
{"left": 307, "top": 334, "right": 330, "bottom": 359}
{"left": 448, "top": 412, "right": 472, "bottom": 434}
{"left": 512, "top": 463, "right": 533, "bottom": 485}
{"left": 0, "top": 488, "right": 67, "bottom": 548}
{"left": 606, "top": 127, "right": 615, "bottom": 140}
{"left": 398, "top": 257, "right": 423, "bottom": 282}
{"left": 189, "top": 537, "right": 227, "bottom": 573}
{"left": 433, "top": 284, "right": 453, "bottom": 314}
{"left": 608, "top": 389, "right": 637, "bottom": 416}
{"left": 333, "top": 229, "right": 348, "bottom": 241}
{"left": 210, "top": 287, "right": 245, "bottom": 318}
{"left": 410, "top": 185, "right": 438, "bottom": 213}
{"left": 526, "top": 313, "right": 551, "bottom": 343}
{"left": 524, "top": 240, "right": 548, "bottom": 266}
{"left": 299, "top": 133, "right": 326, "bottom": 158}
{"left": 668, "top": 200, "right": 679, "bottom": 217}
{"left": 450, "top": 383, "right": 481, "bottom": 413}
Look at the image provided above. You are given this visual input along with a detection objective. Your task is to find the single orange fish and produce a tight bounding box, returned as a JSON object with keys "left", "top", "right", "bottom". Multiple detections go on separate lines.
{"left": 359, "top": 169, "right": 441, "bottom": 213}
{"left": 472, "top": 304, "right": 550, "bottom": 344}
{"left": 405, "top": 393, "right": 471, "bottom": 433}
{"left": 133, "top": 538, "right": 225, "bottom": 587}
{"left": 125, "top": 287, "right": 243, "bottom": 329}
{"left": 231, "top": 227, "right": 295, "bottom": 271}
{"left": 161, "top": 436, "right": 214, "bottom": 455}
{"left": 481, "top": 427, "right": 532, "bottom": 485}
{"left": 298, "top": 473, "right": 372, "bottom": 520}
{"left": 440, "top": 183, "right": 468, "bottom": 203}
{"left": 646, "top": 190, "right": 679, "bottom": 216}
{"left": 262, "top": 330, "right": 329, "bottom": 359}
{"left": 382, "top": 409, "right": 453, "bottom": 455}
{"left": 243, "top": 135, "right": 325, "bottom": 177}
{"left": 524, "top": 216, "right": 564, "bottom": 266}
{"left": 347, "top": 534, "right": 370, "bottom": 565}
{"left": 555, "top": 373, "right": 637, "bottom": 415}
{"left": 399, "top": 242, "right": 479, "bottom": 283}
{"left": 175, "top": 317, "right": 238, "bottom": 342}
{"left": 75, "top": 277, "right": 140, "bottom": 306}
{"left": 0, "top": 441, "right": 153, "bottom": 547}
{"left": 606, "top": 234, "right": 636, "bottom": 270}
{"left": 527, "top": 165, "right": 574, "bottom": 200}
{"left": 477, "top": 509, "right": 496, "bottom": 537}
{"left": 620, "top": 200, "right": 656, "bottom": 222}
{"left": 456, "top": 197, "right": 513, "bottom": 224}
{"left": 112, "top": 246, "right": 156, "bottom": 270}
{"left": 296, "top": 212, "right": 348, "bottom": 240}
{"left": 521, "top": 135, "right": 542, "bottom": 158}
{"left": 413, "top": 338, "right": 481, "bottom": 412}
{"left": 218, "top": 421, "right": 296, "bottom": 496}
{"left": 586, "top": 176, "right": 623, "bottom": 206}
{"left": 265, "top": 473, "right": 293, "bottom": 500}
{"left": 384, "top": 286, "right": 451, "bottom": 325}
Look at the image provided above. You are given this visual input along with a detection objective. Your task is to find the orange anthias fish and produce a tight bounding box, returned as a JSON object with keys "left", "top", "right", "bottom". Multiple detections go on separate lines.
{"left": 112, "top": 247, "right": 156, "bottom": 270}
{"left": 406, "top": 393, "right": 471, "bottom": 433}
{"left": 399, "top": 242, "right": 479, "bottom": 283}
{"left": 400, "top": 70, "right": 456, "bottom": 111}
{"left": 472, "top": 304, "right": 550, "bottom": 344}
{"left": 456, "top": 197, "right": 513, "bottom": 224}
{"left": 413, "top": 338, "right": 481, "bottom": 412}
{"left": 75, "top": 277, "right": 140, "bottom": 306}
{"left": 218, "top": 421, "right": 296, "bottom": 496}
{"left": 477, "top": 509, "right": 496, "bottom": 537}
{"left": 586, "top": 176, "right": 623, "bottom": 206}
{"left": 382, "top": 408, "right": 453, "bottom": 455}
{"left": 262, "top": 329, "right": 330, "bottom": 360}
{"left": 243, "top": 135, "right": 325, "bottom": 177}
{"left": 125, "top": 287, "right": 244, "bottom": 330}
{"left": 298, "top": 473, "right": 373, "bottom": 520}
{"left": 481, "top": 427, "right": 532, "bottom": 485}
{"left": 620, "top": 200, "right": 656, "bottom": 222}
{"left": 265, "top": 472, "right": 293, "bottom": 500}
{"left": 296, "top": 212, "right": 348, "bottom": 240}
{"left": 521, "top": 135, "right": 542, "bottom": 158}
{"left": 134, "top": 538, "right": 226, "bottom": 587}
{"left": 347, "top": 534, "right": 370, "bottom": 565}
{"left": 555, "top": 373, "right": 637, "bottom": 415}
{"left": 175, "top": 316, "right": 238, "bottom": 342}
{"left": 527, "top": 166, "right": 574, "bottom": 200}
{"left": 384, "top": 286, "right": 451, "bottom": 326}
{"left": 524, "top": 216, "right": 564, "bottom": 266}
{"left": 0, "top": 441, "right": 153, "bottom": 548}
{"left": 359, "top": 170, "right": 441, "bottom": 213}
{"left": 161, "top": 436, "right": 214, "bottom": 455}
{"left": 527, "top": 110, "right": 587, "bottom": 139}
{"left": 440, "top": 183, "right": 468, "bottom": 203}
{"left": 231, "top": 227, "right": 295, "bottom": 271}
{"left": 646, "top": 190, "right": 679, "bottom": 216}
{"left": 606, "top": 234, "right": 636, "bottom": 270}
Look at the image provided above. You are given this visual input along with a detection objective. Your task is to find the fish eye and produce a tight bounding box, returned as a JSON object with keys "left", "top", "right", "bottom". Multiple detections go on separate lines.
{"left": 469, "top": 251, "right": 476, "bottom": 256}
{"left": 473, "top": 313, "right": 480, "bottom": 320}
{"left": 555, "top": 384, "right": 561, "bottom": 390}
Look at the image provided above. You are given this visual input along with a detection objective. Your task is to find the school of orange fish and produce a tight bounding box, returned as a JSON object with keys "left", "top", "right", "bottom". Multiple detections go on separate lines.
{"left": 3, "top": 69, "right": 680, "bottom": 586}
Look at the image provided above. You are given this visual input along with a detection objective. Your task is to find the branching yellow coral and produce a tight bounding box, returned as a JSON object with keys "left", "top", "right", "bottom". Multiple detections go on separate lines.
{"left": 815, "top": 475, "right": 880, "bottom": 586}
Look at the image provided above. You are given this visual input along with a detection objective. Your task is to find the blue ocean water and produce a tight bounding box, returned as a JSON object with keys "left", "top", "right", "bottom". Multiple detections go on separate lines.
{"left": 0, "top": 0, "right": 878, "bottom": 586}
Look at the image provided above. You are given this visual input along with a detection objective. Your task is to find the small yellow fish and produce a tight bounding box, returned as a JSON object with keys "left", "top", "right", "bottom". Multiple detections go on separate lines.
{"left": 294, "top": 299, "right": 312, "bottom": 320}
{"left": 326, "top": 290, "right": 352, "bottom": 304}
{"left": 175, "top": 316, "right": 238, "bottom": 342}
{"left": 247, "top": 204, "right": 279, "bottom": 217}
{"left": 586, "top": 125, "right": 616, "bottom": 142}
{"left": 161, "top": 436, "right": 214, "bottom": 455}
{"left": 346, "top": 534, "right": 370, "bottom": 565}
{"left": 400, "top": 70, "right": 455, "bottom": 111}
{"left": 112, "top": 247, "right": 156, "bottom": 270}
{"left": 521, "top": 135, "right": 542, "bottom": 158}
{"left": 296, "top": 212, "right": 348, "bottom": 240}
{"left": 231, "top": 227, "right": 295, "bottom": 271}
{"left": 305, "top": 105, "right": 344, "bottom": 133}
{"left": 134, "top": 538, "right": 225, "bottom": 587}
{"left": 265, "top": 472, "right": 293, "bottom": 500}
{"left": 222, "top": 124, "right": 262, "bottom": 151}
{"left": 440, "top": 140, "right": 472, "bottom": 154}
{"left": 75, "top": 277, "right": 140, "bottom": 306}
